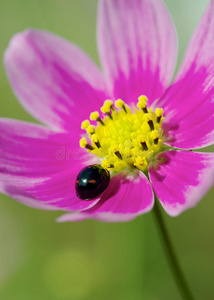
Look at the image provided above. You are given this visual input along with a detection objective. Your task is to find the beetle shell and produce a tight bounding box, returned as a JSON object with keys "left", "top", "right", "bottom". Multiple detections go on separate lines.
{"left": 75, "top": 164, "right": 110, "bottom": 200}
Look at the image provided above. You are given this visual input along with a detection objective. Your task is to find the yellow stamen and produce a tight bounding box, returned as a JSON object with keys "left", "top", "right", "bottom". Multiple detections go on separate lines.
{"left": 80, "top": 137, "right": 87, "bottom": 148}
{"left": 86, "top": 125, "right": 95, "bottom": 135}
{"left": 79, "top": 137, "right": 94, "bottom": 150}
{"left": 155, "top": 108, "right": 163, "bottom": 117}
{"left": 91, "top": 134, "right": 101, "bottom": 148}
{"left": 90, "top": 111, "right": 105, "bottom": 125}
{"left": 151, "top": 130, "right": 159, "bottom": 145}
{"left": 101, "top": 100, "right": 113, "bottom": 113}
{"left": 155, "top": 108, "right": 163, "bottom": 123}
{"left": 138, "top": 95, "right": 148, "bottom": 105}
{"left": 115, "top": 99, "right": 125, "bottom": 108}
{"left": 81, "top": 120, "right": 90, "bottom": 130}
{"left": 115, "top": 99, "right": 128, "bottom": 113}
{"left": 138, "top": 95, "right": 148, "bottom": 113}
{"left": 79, "top": 96, "right": 164, "bottom": 173}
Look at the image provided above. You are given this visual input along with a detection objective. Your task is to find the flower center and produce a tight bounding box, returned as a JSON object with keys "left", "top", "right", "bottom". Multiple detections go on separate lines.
{"left": 80, "top": 95, "right": 164, "bottom": 174}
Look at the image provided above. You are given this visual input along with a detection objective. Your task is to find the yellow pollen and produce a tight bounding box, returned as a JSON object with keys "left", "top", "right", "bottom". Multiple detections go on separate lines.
{"left": 115, "top": 99, "right": 125, "bottom": 108}
{"left": 80, "top": 137, "right": 87, "bottom": 148}
{"left": 80, "top": 96, "right": 164, "bottom": 173}
{"left": 90, "top": 111, "right": 105, "bottom": 125}
{"left": 150, "top": 130, "right": 159, "bottom": 140}
{"left": 86, "top": 125, "right": 95, "bottom": 135}
{"left": 101, "top": 100, "right": 113, "bottom": 113}
{"left": 155, "top": 108, "right": 163, "bottom": 117}
{"left": 81, "top": 119, "right": 90, "bottom": 129}
{"left": 90, "top": 111, "right": 99, "bottom": 121}
{"left": 91, "top": 134, "right": 99, "bottom": 144}
{"left": 115, "top": 99, "right": 129, "bottom": 113}
{"left": 155, "top": 108, "right": 164, "bottom": 123}
{"left": 79, "top": 137, "right": 94, "bottom": 150}
{"left": 138, "top": 95, "right": 148, "bottom": 107}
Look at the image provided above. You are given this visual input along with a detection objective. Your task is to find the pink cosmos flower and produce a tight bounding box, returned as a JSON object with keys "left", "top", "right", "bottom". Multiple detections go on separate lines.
{"left": 1, "top": 0, "right": 214, "bottom": 223}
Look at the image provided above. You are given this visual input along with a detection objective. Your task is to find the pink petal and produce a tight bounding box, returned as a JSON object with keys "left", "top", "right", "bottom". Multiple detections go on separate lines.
{"left": 56, "top": 212, "right": 139, "bottom": 223}
{"left": 149, "top": 151, "right": 214, "bottom": 216}
{"left": 4, "top": 29, "right": 108, "bottom": 133}
{"left": 57, "top": 171, "right": 154, "bottom": 222}
{"left": 23, "top": 169, "right": 100, "bottom": 211}
{"left": 0, "top": 181, "right": 60, "bottom": 210}
{"left": 57, "top": 212, "right": 91, "bottom": 222}
{"left": 0, "top": 118, "right": 97, "bottom": 211}
{"left": 97, "top": 0, "right": 177, "bottom": 105}
{"left": 157, "top": 1, "right": 214, "bottom": 149}
{"left": 0, "top": 118, "right": 80, "bottom": 180}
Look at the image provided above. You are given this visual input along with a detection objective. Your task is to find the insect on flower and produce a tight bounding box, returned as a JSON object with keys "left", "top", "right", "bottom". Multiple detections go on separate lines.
{"left": 75, "top": 165, "right": 110, "bottom": 200}
{"left": 0, "top": 0, "right": 214, "bottom": 222}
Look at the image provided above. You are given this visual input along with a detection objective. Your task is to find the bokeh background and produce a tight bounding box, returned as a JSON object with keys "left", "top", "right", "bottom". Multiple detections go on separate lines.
{"left": 0, "top": 0, "right": 214, "bottom": 299}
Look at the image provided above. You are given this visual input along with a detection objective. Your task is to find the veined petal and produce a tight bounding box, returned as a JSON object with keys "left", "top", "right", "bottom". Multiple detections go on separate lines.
{"left": 0, "top": 118, "right": 80, "bottom": 179}
{"left": 97, "top": 0, "right": 177, "bottom": 105}
{"left": 157, "top": 1, "right": 214, "bottom": 149}
{"left": 0, "top": 181, "right": 60, "bottom": 210}
{"left": 23, "top": 169, "right": 100, "bottom": 211}
{"left": 57, "top": 172, "right": 154, "bottom": 222}
{"left": 1, "top": 170, "right": 99, "bottom": 212}
{"left": 4, "top": 29, "right": 108, "bottom": 133}
{"left": 149, "top": 151, "right": 214, "bottom": 216}
{"left": 0, "top": 118, "right": 97, "bottom": 211}
{"left": 87, "top": 171, "right": 154, "bottom": 214}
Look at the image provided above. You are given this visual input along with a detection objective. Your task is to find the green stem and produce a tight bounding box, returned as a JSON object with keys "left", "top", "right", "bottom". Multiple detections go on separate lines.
{"left": 153, "top": 198, "right": 195, "bottom": 300}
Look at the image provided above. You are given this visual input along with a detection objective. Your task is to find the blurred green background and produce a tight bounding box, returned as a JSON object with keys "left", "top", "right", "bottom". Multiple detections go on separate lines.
{"left": 0, "top": 0, "right": 214, "bottom": 299}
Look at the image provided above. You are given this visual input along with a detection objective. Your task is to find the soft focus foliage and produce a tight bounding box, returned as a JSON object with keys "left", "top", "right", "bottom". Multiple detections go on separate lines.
{"left": 0, "top": 0, "right": 213, "bottom": 299}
